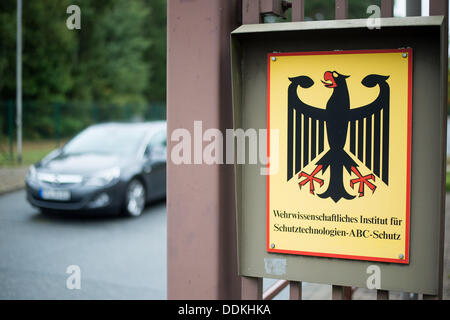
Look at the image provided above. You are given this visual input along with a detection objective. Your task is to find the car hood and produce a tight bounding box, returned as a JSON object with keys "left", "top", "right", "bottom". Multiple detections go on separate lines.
{"left": 36, "top": 152, "right": 131, "bottom": 176}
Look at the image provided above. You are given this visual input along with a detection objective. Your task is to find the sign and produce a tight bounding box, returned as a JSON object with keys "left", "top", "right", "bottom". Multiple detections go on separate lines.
{"left": 267, "top": 49, "right": 412, "bottom": 264}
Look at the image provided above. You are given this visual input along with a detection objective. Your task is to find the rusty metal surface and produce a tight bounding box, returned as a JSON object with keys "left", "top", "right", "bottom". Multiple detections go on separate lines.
{"left": 242, "top": 0, "right": 261, "bottom": 24}
{"left": 289, "top": 281, "right": 302, "bottom": 299}
{"left": 167, "top": 0, "right": 241, "bottom": 299}
{"left": 430, "top": 0, "right": 449, "bottom": 16}
{"left": 241, "top": 276, "right": 263, "bottom": 299}
{"left": 381, "top": 0, "right": 394, "bottom": 18}
{"left": 291, "top": 0, "right": 305, "bottom": 22}
{"left": 335, "top": 0, "right": 348, "bottom": 19}
{"left": 262, "top": 279, "right": 288, "bottom": 300}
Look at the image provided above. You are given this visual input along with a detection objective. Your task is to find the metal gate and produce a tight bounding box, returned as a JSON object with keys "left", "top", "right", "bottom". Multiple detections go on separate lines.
{"left": 167, "top": 0, "right": 448, "bottom": 300}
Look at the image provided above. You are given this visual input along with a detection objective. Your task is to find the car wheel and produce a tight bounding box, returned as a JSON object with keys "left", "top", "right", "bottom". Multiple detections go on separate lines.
{"left": 39, "top": 208, "right": 51, "bottom": 215}
{"left": 124, "top": 179, "right": 146, "bottom": 217}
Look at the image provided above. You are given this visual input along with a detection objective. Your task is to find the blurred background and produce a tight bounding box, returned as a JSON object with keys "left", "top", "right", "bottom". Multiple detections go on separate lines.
{"left": 0, "top": 0, "right": 166, "bottom": 168}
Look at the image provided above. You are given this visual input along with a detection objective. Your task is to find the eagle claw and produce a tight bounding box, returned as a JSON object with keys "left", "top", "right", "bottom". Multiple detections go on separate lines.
{"left": 298, "top": 165, "right": 324, "bottom": 195}
{"left": 350, "top": 166, "right": 376, "bottom": 197}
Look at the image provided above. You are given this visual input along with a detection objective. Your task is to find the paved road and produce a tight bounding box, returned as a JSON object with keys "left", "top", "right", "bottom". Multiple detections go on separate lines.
{"left": 0, "top": 189, "right": 448, "bottom": 300}
{"left": 0, "top": 190, "right": 166, "bottom": 299}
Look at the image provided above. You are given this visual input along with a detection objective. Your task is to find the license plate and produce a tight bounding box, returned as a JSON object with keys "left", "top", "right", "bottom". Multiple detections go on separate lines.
{"left": 39, "top": 188, "right": 71, "bottom": 201}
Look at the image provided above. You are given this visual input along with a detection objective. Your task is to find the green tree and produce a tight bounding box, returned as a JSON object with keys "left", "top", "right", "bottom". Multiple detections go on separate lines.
{"left": 0, "top": 0, "right": 157, "bottom": 139}
{"left": 0, "top": 0, "right": 77, "bottom": 138}
{"left": 69, "top": 0, "right": 151, "bottom": 105}
{"left": 142, "top": 0, "right": 167, "bottom": 104}
{"left": 0, "top": 0, "right": 75, "bottom": 103}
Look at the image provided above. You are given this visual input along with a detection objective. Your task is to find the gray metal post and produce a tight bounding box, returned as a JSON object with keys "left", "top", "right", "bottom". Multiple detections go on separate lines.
{"left": 8, "top": 101, "right": 14, "bottom": 160}
{"left": 16, "top": 0, "right": 22, "bottom": 164}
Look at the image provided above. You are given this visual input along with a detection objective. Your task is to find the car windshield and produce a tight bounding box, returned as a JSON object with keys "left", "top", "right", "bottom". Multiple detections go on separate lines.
{"left": 63, "top": 125, "right": 149, "bottom": 156}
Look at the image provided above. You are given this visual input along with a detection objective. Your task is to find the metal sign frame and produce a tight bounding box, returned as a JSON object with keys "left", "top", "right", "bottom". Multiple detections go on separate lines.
{"left": 231, "top": 16, "right": 447, "bottom": 295}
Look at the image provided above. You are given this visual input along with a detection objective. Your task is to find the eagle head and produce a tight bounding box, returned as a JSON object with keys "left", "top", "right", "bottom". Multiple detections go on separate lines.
{"left": 321, "top": 71, "right": 349, "bottom": 88}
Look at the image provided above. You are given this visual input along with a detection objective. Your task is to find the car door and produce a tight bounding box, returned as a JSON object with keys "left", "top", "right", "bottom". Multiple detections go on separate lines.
{"left": 143, "top": 130, "right": 166, "bottom": 200}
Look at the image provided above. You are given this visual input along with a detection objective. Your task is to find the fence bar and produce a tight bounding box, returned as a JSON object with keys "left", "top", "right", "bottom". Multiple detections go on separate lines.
{"left": 406, "top": 0, "right": 421, "bottom": 16}
{"left": 343, "top": 286, "right": 353, "bottom": 299}
{"left": 242, "top": 0, "right": 261, "bottom": 24}
{"left": 377, "top": 290, "right": 389, "bottom": 300}
{"left": 381, "top": 0, "right": 394, "bottom": 17}
{"left": 335, "top": 0, "right": 348, "bottom": 20}
{"left": 332, "top": 285, "right": 344, "bottom": 299}
{"left": 167, "top": 0, "right": 241, "bottom": 299}
{"left": 54, "top": 103, "right": 60, "bottom": 148}
{"left": 260, "top": 0, "right": 285, "bottom": 17}
{"left": 429, "top": 0, "right": 449, "bottom": 15}
{"left": 8, "top": 101, "right": 14, "bottom": 160}
{"left": 16, "top": 0, "right": 22, "bottom": 164}
{"left": 242, "top": 277, "right": 263, "bottom": 300}
{"left": 289, "top": 281, "right": 302, "bottom": 300}
{"left": 423, "top": 294, "right": 440, "bottom": 300}
{"left": 291, "top": 0, "right": 305, "bottom": 22}
{"left": 263, "top": 280, "right": 288, "bottom": 300}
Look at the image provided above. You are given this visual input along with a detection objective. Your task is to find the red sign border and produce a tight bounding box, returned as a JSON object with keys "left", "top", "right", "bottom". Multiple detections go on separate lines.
{"left": 266, "top": 48, "right": 412, "bottom": 264}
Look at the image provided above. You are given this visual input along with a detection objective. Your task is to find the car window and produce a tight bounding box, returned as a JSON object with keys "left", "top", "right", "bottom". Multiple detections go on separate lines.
{"left": 149, "top": 130, "right": 166, "bottom": 148}
{"left": 63, "top": 125, "right": 149, "bottom": 156}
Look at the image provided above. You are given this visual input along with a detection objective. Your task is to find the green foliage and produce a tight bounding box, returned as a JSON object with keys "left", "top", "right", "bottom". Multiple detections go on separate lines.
{"left": 142, "top": 0, "right": 167, "bottom": 103}
{"left": 282, "top": 0, "right": 381, "bottom": 21}
{"left": 0, "top": 0, "right": 76, "bottom": 102}
{"left": 69, "top": 0, "right": 151, "bottom": 105}
{"left": 447, "top": 171, "right": 450, "bottom": 191}
{"left": 0, "top": 0, "right": 166, "bottom": 140}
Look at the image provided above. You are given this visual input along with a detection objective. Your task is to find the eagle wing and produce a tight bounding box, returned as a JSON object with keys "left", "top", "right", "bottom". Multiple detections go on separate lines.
{"left": 287, "top": 76, "right": 327, "bottom": 181}
{"left": 348, "top": 74, "right": 390, "bottom": 185}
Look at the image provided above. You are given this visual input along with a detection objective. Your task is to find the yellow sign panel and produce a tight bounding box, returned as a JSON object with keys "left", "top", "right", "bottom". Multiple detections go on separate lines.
{"left": 267, "top": 49, "right": 412, "bottom": 264}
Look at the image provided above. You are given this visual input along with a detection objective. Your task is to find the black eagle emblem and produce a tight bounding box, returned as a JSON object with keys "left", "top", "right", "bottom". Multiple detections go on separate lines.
{"left": 287, "top": 71, "right": 390, "bottom": 203}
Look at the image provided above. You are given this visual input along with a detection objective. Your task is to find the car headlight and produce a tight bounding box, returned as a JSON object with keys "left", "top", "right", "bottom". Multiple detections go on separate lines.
{"left": 85, "top": 167, "right": 121, "bottom": 187}
{"left": 26, "top": 165, "right": 37, "bottom": 182}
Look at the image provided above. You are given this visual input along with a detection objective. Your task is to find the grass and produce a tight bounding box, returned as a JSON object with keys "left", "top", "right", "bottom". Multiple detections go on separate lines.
{"left": 0, "top": 140, "right": 64, "bottom": 168}
{"left": 447, "top": 171, "right": 450, "bottom": 192}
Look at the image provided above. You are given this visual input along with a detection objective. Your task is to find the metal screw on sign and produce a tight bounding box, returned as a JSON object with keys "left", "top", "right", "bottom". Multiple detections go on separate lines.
{"left": 271, "top": 56, "right": 276, "bottom": 61}
{"left": 270, "top": 243, "right": 275, "bottom": 249}
{"left": 402, "top": 53, "right": 408, "bottom": 58}
{"left": 399, "top": 254, "right": 404, "bottom": 259}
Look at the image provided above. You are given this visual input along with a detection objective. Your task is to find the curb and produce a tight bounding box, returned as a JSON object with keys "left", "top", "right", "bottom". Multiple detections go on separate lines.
{"left": 0, "top": 185, "right": 25, "bottom": 196}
